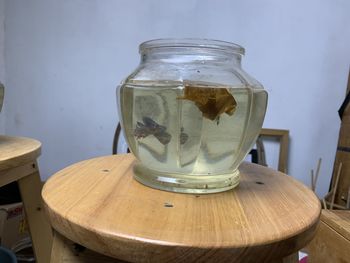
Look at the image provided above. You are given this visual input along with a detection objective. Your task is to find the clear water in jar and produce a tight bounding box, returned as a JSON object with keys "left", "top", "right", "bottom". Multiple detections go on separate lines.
{"left": 119, "top": 80, "right": 267, "bottom": 193}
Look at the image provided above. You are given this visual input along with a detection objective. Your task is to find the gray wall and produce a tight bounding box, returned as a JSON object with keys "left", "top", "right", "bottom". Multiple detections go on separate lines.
{"left": 3, "top": 0, "right": 350, "bottom": 197}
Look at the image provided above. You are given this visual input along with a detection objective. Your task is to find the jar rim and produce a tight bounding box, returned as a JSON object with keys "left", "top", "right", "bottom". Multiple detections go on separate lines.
{"left": 139, "top": 38, "right": 245, "bottom": 55}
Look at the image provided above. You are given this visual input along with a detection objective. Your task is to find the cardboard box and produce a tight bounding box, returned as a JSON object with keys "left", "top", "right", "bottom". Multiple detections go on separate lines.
{"left": 0, "top": 202, "right": 29, "bottom": 249}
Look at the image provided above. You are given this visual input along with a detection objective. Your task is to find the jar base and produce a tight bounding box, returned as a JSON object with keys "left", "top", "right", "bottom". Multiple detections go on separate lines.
{"left": 133, "top": 164, "right": 240, "bottom": 194}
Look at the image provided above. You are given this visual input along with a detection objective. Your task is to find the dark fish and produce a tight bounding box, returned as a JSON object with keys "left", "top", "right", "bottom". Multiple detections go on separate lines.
{"left": 154, "top": 131, "right": 172, "bottom": 145}
{"left": 134, "top": 122, "right": 150, "bottom": 139}
{"left": 134, "top": 117, "right": 171, "bottom": 145}
{"left": 142, "top": 116, "right": 166, "bottom": 134}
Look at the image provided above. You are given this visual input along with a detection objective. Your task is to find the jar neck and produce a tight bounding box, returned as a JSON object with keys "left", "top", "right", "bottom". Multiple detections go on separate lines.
{"left": 140, "top": 48, "right": 242, "bottom": 67}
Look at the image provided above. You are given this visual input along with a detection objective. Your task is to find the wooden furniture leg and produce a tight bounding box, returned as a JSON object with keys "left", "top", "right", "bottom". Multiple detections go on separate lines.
{"left": 51, "top": 231, "right": 125, "bottom": 263}
{"left": 17, "top": 161, "right": 53, "bottom": 263}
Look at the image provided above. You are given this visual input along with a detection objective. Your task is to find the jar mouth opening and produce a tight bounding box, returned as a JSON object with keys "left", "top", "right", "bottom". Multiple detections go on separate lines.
{"left": 139, "top": 38, "right": 245, "bottom": 55}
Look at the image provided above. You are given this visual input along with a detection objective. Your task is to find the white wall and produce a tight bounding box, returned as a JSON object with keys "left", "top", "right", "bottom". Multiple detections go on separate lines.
{"left": 0, "top": 0, "right": 5, "bottom": 133}
{"left": 3, "top": 0, "right": 350, "bottom": 197}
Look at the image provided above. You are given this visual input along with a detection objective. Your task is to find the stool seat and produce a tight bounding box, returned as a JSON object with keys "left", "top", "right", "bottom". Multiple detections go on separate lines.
{"left": 0, "top": 135, "right": 41, "bottom": 185}
{"left": 307, "top": 210, "right": 350, "bottom": 262}
{"left": 42, "top": 154, "right": 321, "bottom": 263}
{"left": 0, "top": 135, "right": 52, "bottom": 263}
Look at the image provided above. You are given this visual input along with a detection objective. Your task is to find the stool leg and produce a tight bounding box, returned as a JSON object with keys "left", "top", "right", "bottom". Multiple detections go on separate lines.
{"left": 51, "top": 231, "right": 127, "bottom": 263}
{"left": 50, "top": 231, "right": 66, "bottom": 263}
{"left": 18, "top": 161, "right": 53, "bottom": 263}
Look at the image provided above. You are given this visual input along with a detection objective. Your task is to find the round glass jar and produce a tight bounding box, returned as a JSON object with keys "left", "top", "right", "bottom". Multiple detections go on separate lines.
{"left": 117, "top": 39, "right": 267, "bottom": 194}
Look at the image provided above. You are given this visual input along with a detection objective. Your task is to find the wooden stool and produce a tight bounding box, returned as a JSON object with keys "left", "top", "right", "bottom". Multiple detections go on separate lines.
{"left": 0, "top": 135, "right": 52, "bottom": 262}
{"left": 42, "top": 154, "right": 321, "bottom": 263}
{"left": 307, "top": 210, "right": 350, "bottom": 262}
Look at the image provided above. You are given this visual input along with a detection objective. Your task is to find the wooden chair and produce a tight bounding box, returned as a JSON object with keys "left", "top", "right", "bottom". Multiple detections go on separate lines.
{"left": 0, "top": 136, "right": 52, "bottom": 263}
{"left": 112, "top": 122, "right": 129, "bottom": 154}
{"left": 259, "top": 128, "right": 289, "bottom": 173}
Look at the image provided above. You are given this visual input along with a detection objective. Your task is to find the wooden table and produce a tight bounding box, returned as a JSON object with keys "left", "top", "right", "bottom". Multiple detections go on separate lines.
{"left": 42, "top": 154, "right": 321, "bottom": 263}
{"left": 0, "top": 135, "right": 52, "bottom": 263}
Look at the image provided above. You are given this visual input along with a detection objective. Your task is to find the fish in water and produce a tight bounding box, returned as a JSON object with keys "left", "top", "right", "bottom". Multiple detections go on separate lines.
{"left": 180, "top": 127, "right": 188, "bottom": 145}
{"left": 134, "top": 117, "right": 172, "bottom": 145}
{"left": 177, "top": 83, "right": 237, "bottom": 122}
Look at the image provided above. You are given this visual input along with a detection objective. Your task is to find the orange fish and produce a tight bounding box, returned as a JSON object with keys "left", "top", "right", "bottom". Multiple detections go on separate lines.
{"left": 177, "top": 83, "right": 237, "bottom": 121}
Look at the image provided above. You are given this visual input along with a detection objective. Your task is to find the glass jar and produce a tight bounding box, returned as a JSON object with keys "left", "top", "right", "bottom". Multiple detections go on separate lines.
{"left": 117, "top": 39, "right": 267, "bottom": 194}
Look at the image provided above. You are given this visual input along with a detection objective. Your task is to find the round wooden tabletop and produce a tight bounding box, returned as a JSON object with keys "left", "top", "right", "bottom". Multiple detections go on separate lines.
{"left": 42, "top": 154, "right": 321, "bottom": 263}
{"left": 0, "top": 135, "right": 41, "bottom": 170}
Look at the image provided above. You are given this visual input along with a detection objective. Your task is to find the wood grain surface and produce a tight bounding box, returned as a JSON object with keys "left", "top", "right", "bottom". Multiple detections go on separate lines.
{"left": 42, "top": 154, "right": 321, "bottom": 263}
{"left": 51, "top": 231, "right": 126, "bottom": 263}
{"left": 321, "top": 210, "right": 350, "bottom": 240}
{"left": 18, "top": 164, "right": 53, "bottom": 263}
{"left": 307, "top": 210, "right": 350, "bottom": 263}
{"left": 0, "top": 135, "right": 52, "bottom": 263}
{"left": 0, "top": 135, "right": 41, "bottom": 171}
